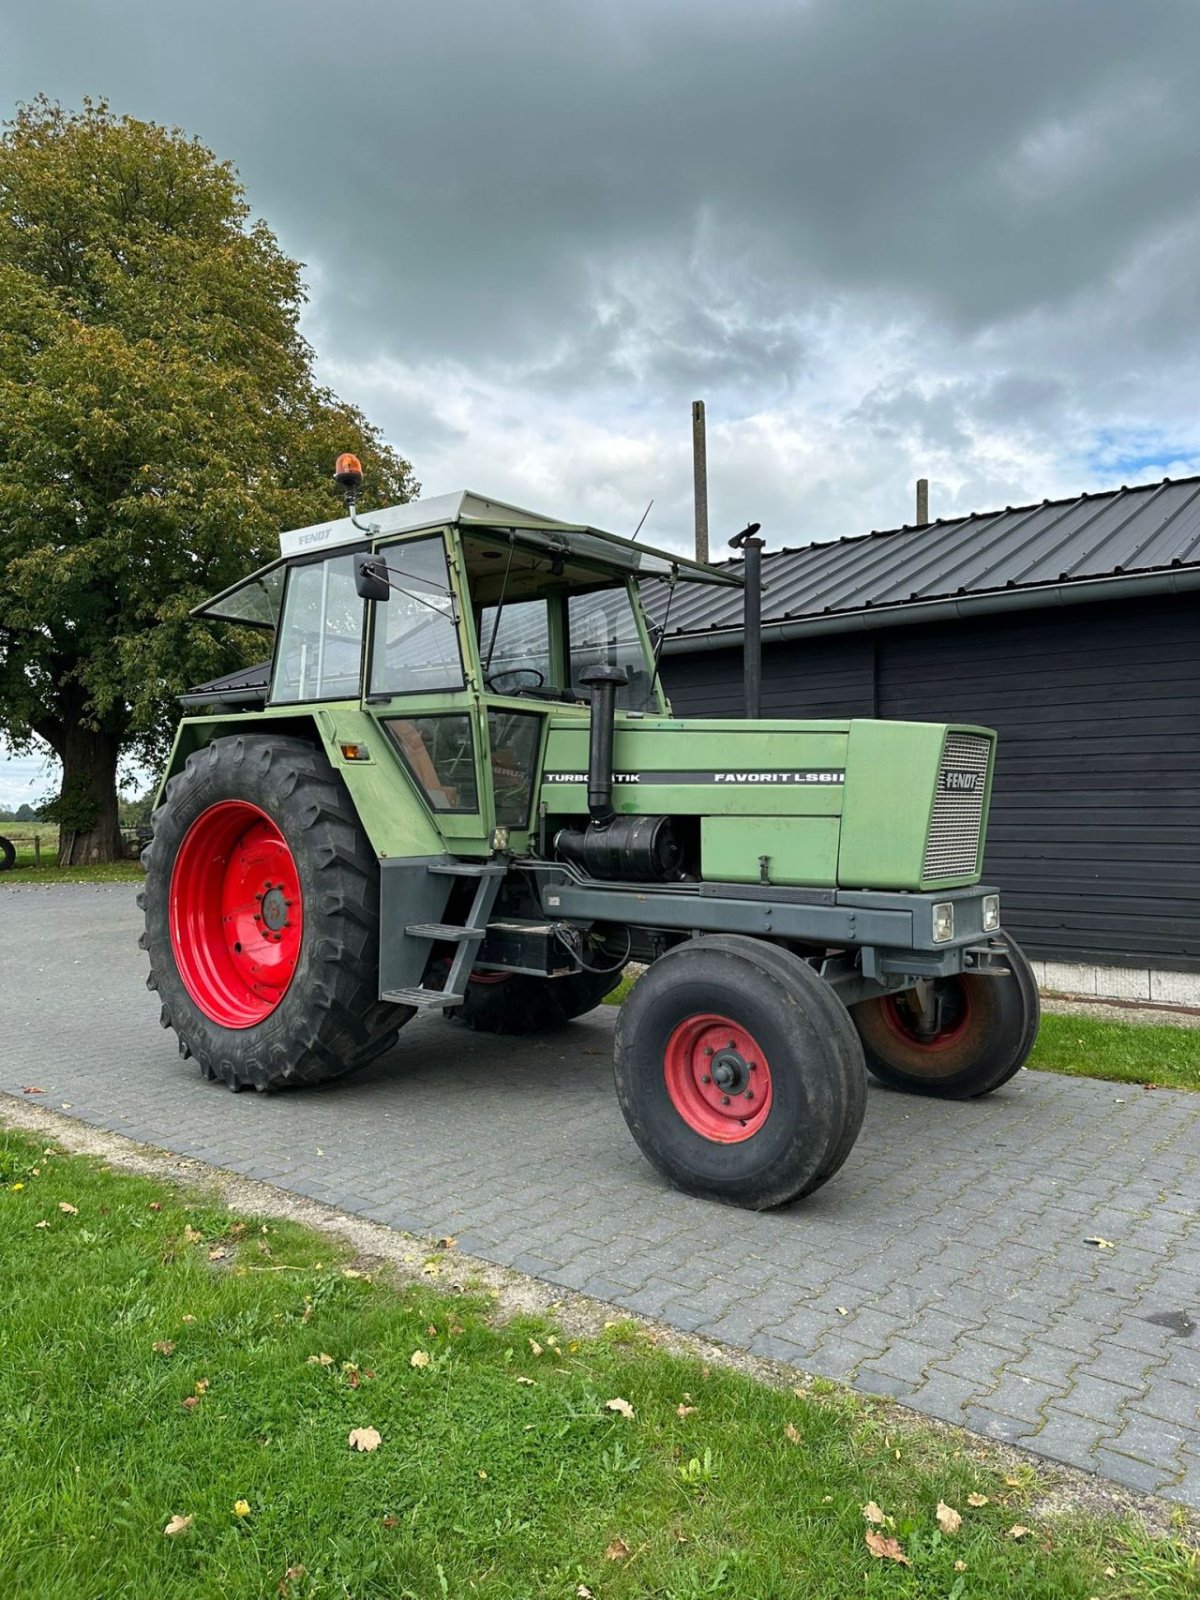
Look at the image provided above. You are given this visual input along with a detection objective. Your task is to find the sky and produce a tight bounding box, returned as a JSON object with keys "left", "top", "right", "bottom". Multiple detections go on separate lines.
{"left": 4, "top": 0, "right": 1200, "bottom": 805}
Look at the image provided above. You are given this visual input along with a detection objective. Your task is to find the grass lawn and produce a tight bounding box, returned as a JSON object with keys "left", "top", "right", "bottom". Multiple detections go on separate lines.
{"left": 0, "top": 831, "right": 144, "bottom": 886}
{"left": 606, "top": 975, "right": 1200, "bottom": 1093}
{"left": 1028, "top": 1014, "right": 1199, "bottom": 1093}
{"left": 1, "top": 1130, "right": 1196, "bottom": 1599}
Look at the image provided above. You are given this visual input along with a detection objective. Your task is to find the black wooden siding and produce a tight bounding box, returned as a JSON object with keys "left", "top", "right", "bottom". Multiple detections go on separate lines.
{"left": 661, "top": 593, "right": 1200, "bottom": 972}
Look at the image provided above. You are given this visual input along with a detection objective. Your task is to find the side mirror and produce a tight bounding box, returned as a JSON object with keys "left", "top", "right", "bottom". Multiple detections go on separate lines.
{"left": 354, "top": 552, "right": 391, "bottom": 603}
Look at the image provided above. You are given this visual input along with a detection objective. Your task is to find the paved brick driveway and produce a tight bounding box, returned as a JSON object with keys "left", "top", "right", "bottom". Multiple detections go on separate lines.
{"left": 3, "top": 883, "right": 1199, "bottom": 1505}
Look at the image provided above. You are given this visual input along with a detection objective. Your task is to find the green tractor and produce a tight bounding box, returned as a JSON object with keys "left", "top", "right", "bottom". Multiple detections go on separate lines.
{"left": 140, "top": 460, "right": 1039, "bottom": 1210}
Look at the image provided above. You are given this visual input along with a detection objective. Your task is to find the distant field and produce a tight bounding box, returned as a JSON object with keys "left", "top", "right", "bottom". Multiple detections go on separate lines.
{"left": 0, "top": 827, "right": 144, "bottom": 884}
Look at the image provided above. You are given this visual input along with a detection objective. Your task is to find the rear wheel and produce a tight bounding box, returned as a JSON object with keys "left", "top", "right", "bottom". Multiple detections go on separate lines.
{"left": 140, "top": 735, "right": 412, "bottom": 1091}
{"left": 0, "top": 835, "right": 14, "bottom": 873}
{"left": 454, "top": 964, "right": 625, "bottom": 1034}
{"left": 614, "top": 936, "right": 866, "bottom": 1210}
{"left": 850, "top": 939, "right": 1040, "bottom": 1099}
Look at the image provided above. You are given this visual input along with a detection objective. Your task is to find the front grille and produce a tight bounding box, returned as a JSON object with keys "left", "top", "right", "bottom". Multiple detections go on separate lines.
{"left": 922, "top": 733, "right": 991, "bottom": 880}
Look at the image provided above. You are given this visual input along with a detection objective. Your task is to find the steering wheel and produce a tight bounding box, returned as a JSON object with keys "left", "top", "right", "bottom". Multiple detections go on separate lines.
{"left": 485, "top": 665, "right": 546, "bottom": 694}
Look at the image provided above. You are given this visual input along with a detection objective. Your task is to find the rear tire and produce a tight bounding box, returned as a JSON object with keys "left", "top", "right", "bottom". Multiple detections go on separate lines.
{"left": 454, "top": 964, "right": 625, "bottom": 1034}
{"left": 850, "top": 939, "right": 1040, "bottom": 1099}
{"left": 614, "top": 936, "right": 865, "bottom": 1210}
{"left": 0, "top": 835, "right": 14, "bottom": 873}
{"left": 140, "top": 735, "right": 412, "bottom": 1091}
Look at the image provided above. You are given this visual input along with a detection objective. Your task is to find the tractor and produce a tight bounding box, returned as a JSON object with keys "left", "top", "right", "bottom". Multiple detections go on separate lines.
{"left": 140, "top": 460, "right": 1039, "bottom": 1210}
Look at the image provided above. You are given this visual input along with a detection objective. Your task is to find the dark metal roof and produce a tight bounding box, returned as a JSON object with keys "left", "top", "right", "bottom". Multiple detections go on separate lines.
{"left": 649, "top": 475, "right": 1200, "bottom": 642}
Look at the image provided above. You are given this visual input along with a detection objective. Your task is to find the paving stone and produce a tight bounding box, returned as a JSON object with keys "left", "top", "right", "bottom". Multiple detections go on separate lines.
{"left": 4, "top": 882, "right": 1200, "bottom": 1510}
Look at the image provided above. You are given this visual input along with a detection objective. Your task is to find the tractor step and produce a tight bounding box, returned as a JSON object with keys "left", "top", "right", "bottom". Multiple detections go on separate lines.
{"left": 405, "top": 922, "right": 487, "bottom": 943}
{"left": 427, "top": 861, "right": 508, "bottom": 878}
{"left": 382, "top": 987, "right": 463, "bottom": 1010}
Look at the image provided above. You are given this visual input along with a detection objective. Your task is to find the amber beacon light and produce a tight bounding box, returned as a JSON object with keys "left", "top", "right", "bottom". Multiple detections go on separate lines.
{"left": 334, "top": 452, "right": 364, "bottom": 495}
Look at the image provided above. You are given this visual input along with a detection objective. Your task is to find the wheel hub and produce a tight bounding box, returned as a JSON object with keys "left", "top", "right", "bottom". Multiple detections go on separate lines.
{"left": 169, "top": 801, "right": 304, "bottom": 1029}
{"left": 663, "top": 1013, "right": 773, "bottom": 1143}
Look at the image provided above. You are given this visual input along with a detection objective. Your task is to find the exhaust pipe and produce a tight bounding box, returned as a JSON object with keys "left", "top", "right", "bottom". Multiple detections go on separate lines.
{"left": 577, "top": 664, "right": 628, "bottom": 825}
{"left": 729, "top": 522, "right": 763, "bottom": 718}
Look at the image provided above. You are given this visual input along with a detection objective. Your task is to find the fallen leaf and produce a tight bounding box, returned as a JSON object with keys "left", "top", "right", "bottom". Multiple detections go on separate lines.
{"left": 836, "top": 1306, "right": 848, "bottom": 1316}
{"left": 1008, "top": 1524, "right": 1031, "bottom": 1540}
{"left": 515, "top": 1376, "right": 536, "bottom": 1386}
{"left": 347, "top": 1368, "right": 361, "bottom": 1389}
{"left": 1084, "top": 1237, "right": 1115, "bottom": 1249}
{"left": 1005, "top": 1476, "right": 1022, "bottom": 1488}
{"left": 420, "top": 1261, "right": 440, "bottom": 1277}
{"left": 35, "top": 1219, "right": 49, "bottom": 1229}
{"left": 282, "top": 1565, "right": 306, "bottom": 1584}
{"left": 153, "top": 1340, "right": 175, "bottom": 1357}
{"left": 208, "top": 1246, "right": 229, "bottom": 1262}
{"left": 605, "top": 1397, "right": 635, "bottom": 1419}
{"left": 427, "top": 1324, "right": 438, "bottom": 1337}
{"left": 58, "top": 1202, "right": 78, "bottom": 1216}
{"left": 937, "top": 1501, "right": 962, "bottom": 1534}
{"left": 676, "top": 1404, "right": 697, "bottom": 1418}
{"left": 865, "top": 1531, "right": 910, "bottom": 1565}
{"left": 182, "top": 1315, "right": 197, "bottom": 1325}
{"left": 348, "top": 1427, "right": 382, "bottom": 1452}
{"left": 163, "top": 1514, "right": 193, "bottom": 1537}
{"left": 183, "top": 1225, "right": 203, "bottom": 1244}
{"left": 577, "top": 1587, "right": 594, "bottom": 1599}
{"left": 437, "top": 1235, "right": 457, "bottom": 1250}
{"left": 234, "top": 1499, "right": 251, "bottom": 1517}
{"left": 182, "top": 1397, "right": 200, "bottom": 1411}
{"left": 22, "top": 1086, "right": 45, "bottom": 1095}
{"left": 967, "top": 1492, "right": 989, "bottom": 1507}
{"left": 307, "top": 1353, "right": 334, "bottom": 1367}
{"left": 529, "top": 1339, "right": 544, "bottom": 1357}
{"left": 862, "top": 1501, "right": 886, "bottom": 1525}
{"left": 954, "top": 1559, "right": 967, "bottom": 1572}
{"left": 477, "top": 1469, "right": 487, "bottom": 1480}
{"left": 342, "top": 1268, "right": 363, "bottom": 1280}
{"left": 382, "top": 1514, "right": 399, "bottom": 1529}
{"left": 410, "top": 1350, "right": 431, "bottom": 1369}
{"left": 1104, "top": 1566, "right": 1116, "bottom": 1578}
{"left": 605, "top": 1538, "right": 631, "bottom": 1561}
{"left": 194, "top": 1378, "right": 209, "bottom": 1394}
{"left": 149, "top": 1202, "right": 162, "bottom": 1212}
{"left": 784, "top": 1422, "right": 802, "bottom": 1445}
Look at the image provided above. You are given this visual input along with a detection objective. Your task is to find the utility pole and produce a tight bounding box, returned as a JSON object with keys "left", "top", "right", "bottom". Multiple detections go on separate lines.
{"left": 915, "top": 477, "right": 929, "bottom": 526}
{"left": 692, "top": 400, "right": 709, "bottom": 563}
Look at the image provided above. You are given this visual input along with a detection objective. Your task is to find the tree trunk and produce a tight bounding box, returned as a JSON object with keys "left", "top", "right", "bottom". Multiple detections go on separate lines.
{"left": 57, "top": 726, "right": 125, "bottom": 865}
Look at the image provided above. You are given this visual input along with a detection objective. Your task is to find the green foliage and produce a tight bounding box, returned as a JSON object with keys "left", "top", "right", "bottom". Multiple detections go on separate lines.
{"left": 2, "top": 1131, "right": 1194, "bottom": 1598}
{"left": 0, "top": 98, "right": 416, "bottom": 816}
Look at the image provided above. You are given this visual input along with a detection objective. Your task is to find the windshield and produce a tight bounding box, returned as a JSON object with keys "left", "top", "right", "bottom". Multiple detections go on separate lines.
{"left": 568, "top": 587, "right": 657, "bottom": 711}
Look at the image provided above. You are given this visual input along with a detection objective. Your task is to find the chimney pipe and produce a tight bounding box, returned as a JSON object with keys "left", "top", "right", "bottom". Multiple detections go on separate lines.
{"left": 692, "top": 400, "right": 709, "bottom": 564}
{"left": 916, "top": 477, "right": 929, "bottom": 526}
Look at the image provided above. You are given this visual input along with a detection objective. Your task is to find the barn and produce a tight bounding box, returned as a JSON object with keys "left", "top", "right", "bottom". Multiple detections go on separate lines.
{"left": 656, "top": 475, "right": 1200, "bottom": 1003}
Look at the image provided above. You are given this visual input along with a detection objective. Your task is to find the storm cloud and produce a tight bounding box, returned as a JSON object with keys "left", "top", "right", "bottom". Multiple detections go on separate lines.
{"left": 5, "top": 0, "right": 1200, "bottom": 548}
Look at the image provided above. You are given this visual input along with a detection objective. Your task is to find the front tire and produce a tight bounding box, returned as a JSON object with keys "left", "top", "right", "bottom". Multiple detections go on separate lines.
{"left": 850, "top": 939, "right": 1040, "bottom": 1099}
{"left": 140, "top": 735, "right": 412, "bottom": 1091}
{"left": 614, "top": 936, "right": 866, "bottom": 1210}
{"left": 0, "top": 835, "right": 14, "bottom": 873}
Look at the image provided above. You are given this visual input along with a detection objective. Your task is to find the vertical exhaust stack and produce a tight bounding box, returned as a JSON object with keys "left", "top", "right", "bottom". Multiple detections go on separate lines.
{"left": 729, "top": 523, "right": 764, "bottom": 718}
{"left": 578, "top": 664, "right": 629, "bottom": 826}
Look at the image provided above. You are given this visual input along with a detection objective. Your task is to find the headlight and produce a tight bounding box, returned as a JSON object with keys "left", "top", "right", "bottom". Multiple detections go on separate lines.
{"left": 932, "top": 902, "right": 955, "bottom": 943}
{"left": 982, "top": 894, "right": 1000, "bottom": 931}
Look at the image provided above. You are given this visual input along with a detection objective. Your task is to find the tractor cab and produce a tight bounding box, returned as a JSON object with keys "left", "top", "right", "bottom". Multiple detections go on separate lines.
{"left": 187, "top": 490, "right": 739, "bottom": 852}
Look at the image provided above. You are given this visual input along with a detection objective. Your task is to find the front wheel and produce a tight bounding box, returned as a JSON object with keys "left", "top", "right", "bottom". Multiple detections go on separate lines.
{"left": 614, "top": 936, "right": 866, "bottom": 1210}
{"left": 140, "top": 735, "right": 412, "bottom": 1091}
{"left": 0, "top": 835, "right": 14, "bottom": 873}
{"left": 850, "top": 939, "right": 1040, "bottom": 1099}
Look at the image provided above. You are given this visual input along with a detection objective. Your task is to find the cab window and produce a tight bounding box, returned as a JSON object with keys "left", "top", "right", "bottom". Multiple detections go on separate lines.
{"left": 568, "top": 588, "right": 656, "bottom": 710}
{"left": 479, "top": 598, "right": 552, "bottom": 693}
{"left": 271, "top": 554, "right": 364, "bottom": 703}
{"left": 367, "top": 536, "right": 463, "bottom": 698}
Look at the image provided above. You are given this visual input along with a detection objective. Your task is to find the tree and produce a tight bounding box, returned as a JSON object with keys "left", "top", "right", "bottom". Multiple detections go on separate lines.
{"left": 0, "top": 99, "right": 416, "bottom": 862}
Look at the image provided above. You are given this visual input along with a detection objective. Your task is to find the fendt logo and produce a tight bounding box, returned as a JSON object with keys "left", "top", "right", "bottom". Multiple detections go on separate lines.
{"left": 942, "top": 769, "right": 981, "bottom": 793}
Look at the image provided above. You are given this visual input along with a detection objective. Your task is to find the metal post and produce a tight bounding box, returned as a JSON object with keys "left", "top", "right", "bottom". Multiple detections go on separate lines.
{"left": 692, "top": 400, "right": 709, "bottom": 564}
{"left": 916, "top": 477, "right": 929, "bottom": 526}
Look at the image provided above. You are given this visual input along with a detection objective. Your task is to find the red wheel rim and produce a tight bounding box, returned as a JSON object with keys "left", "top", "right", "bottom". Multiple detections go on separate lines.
{"left": 169, "top": 801, "right": 303, "bottom": 1028}
{"left": 882, "top": 980, "right": 972, "bottom": 1053}
{"left": 663, "top": 1013, "right": 773, "bottom": 1143}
